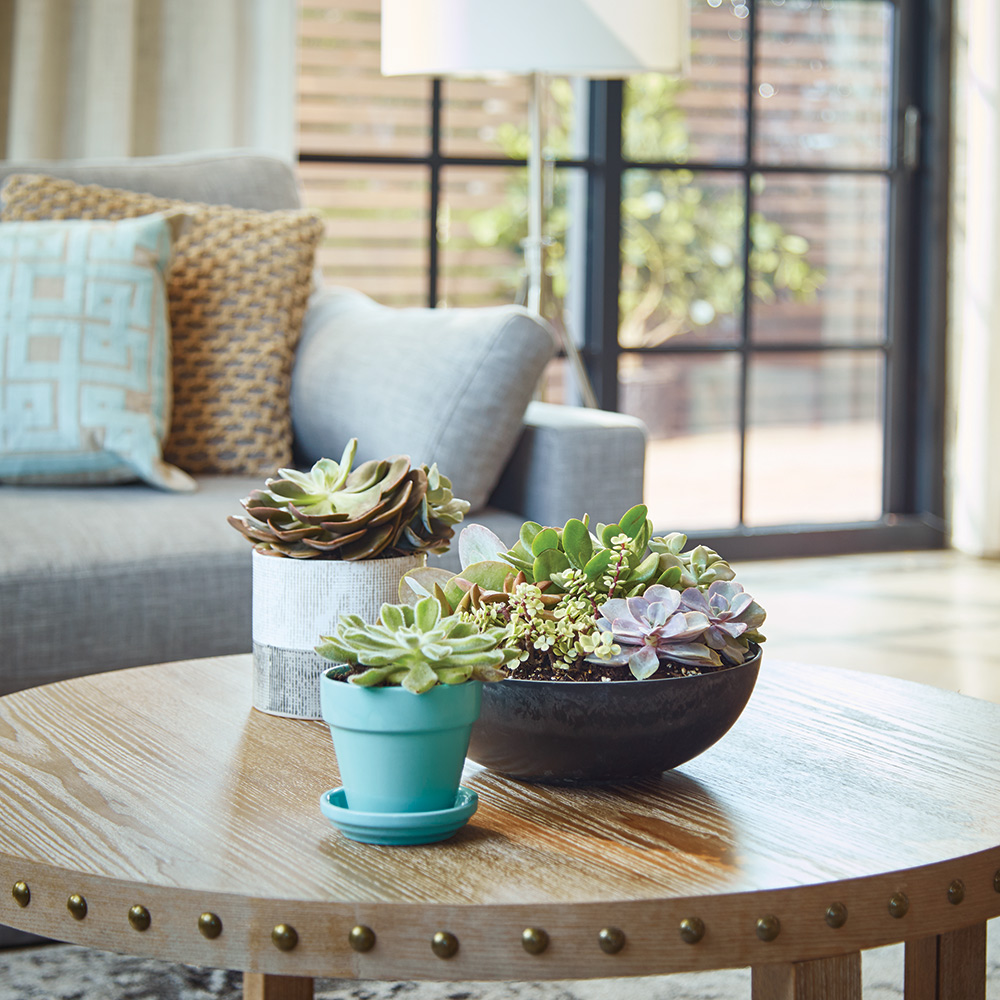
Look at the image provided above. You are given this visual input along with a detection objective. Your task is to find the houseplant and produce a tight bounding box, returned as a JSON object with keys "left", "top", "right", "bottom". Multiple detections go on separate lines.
{"left": 400, "top": 504, "right": 766, "bottom": 783}
{"left": 315, "top": 596, "right": 515, "bottom": 844}
{"left": 229, "top": 439, "right": 469, "bottom": 719}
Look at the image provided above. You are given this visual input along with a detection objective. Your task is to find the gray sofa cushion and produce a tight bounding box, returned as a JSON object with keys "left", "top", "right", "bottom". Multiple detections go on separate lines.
{"left": 292, "top": 287, "right": 556, "bottom": 511}
{"left": 490, "top": 401, "right": 648, "bottom": 529}
{"left": 0, "top": 472, "right": 532, "bottom": 694}
{"left": 0, "top": 477, "right": 257, "bottom": 695}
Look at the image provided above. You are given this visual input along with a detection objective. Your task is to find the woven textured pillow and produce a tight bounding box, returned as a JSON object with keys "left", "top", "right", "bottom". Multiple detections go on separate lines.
{"left": 1, "top": 174, "right": 324, "bottom": 476}
{"left": 0, "top": 212, "right": 195, "bottom": 491}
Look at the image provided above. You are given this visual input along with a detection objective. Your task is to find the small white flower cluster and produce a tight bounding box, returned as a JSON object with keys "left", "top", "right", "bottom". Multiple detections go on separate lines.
{"left": 461, "top": 571, "right": 620, "bottom": 674}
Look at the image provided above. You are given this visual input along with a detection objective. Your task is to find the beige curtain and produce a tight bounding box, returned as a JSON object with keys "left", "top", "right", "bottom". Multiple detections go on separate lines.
{"left": 950, "top": 0, "right": 1000, "bottom": 557}
{"left": 0, "top": 0, "right": 296, "bottom": 161}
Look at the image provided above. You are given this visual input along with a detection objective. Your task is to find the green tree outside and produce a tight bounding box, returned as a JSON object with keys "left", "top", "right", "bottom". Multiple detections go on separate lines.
{"left": 466, "top": 75, "right": 825, "bottom": 347}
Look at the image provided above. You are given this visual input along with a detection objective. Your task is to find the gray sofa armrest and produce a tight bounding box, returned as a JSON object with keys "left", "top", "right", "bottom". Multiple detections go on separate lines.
{"left": 489, "top": 401, "right": 648, "bottom": 528}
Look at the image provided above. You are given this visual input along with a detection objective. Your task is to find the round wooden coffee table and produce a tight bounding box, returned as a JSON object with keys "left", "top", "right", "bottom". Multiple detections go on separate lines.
{"left": 0, "top": 656, "right": 997, "bottom": 1000}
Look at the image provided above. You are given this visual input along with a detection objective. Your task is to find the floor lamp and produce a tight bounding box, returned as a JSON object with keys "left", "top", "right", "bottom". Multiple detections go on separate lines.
{"left": 381, "top": 0, "right": 689, "bottom": 409}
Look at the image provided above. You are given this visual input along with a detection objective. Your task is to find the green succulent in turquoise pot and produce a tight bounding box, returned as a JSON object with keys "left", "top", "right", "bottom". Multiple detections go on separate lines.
{"left": 317, "top": 597, "right": 515, "bottom": 827}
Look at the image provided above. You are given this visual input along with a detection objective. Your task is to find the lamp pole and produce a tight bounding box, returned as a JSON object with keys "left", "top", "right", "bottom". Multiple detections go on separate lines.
{"left": 525, "top": 71, "right": 599, "bottom": 408}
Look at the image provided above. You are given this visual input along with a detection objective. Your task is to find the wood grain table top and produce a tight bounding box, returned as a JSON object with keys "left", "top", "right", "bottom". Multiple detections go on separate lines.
{"left": 1, "top": 655, "right": 998, "bottom": 981}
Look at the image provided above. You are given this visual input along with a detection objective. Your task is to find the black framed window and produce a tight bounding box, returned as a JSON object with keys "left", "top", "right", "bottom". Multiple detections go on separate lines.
{"left": 296, "top": 0, "right": 950, "bottom": 557}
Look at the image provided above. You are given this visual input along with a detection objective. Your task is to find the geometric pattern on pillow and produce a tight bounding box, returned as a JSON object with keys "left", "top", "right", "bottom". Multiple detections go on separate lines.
{"left": 1, "top": 174, "right": 325, "bottom": 477}
{"left": 0, "top": 213, "right": 196, "bottom": 492}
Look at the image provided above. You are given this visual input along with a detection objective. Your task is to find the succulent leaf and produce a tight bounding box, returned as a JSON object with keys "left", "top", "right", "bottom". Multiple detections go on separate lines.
{"left": 561, "top": 518, "right": 593, "bottom": 568}
{"left": 380, "top": 604, "right": 407, "bottom": 631}
{"left": 399, "top": 567, "right": 456, "bottom": 605}
{"left": 599, "top": 522, "right": 621, "bottom": 547}
{"left": 459, "top": 560, "right": 516, "bottom": 592}
{"left": 618, "top": 504, "right": 649, "bottom": 540}
{"left": 531, "top": 527, "right": 560, "bottom": 557}
{"left": 533, "top": 548, "right": 571, "bottom": 583}
{"left": 412, "top": 595, "right": 440, "bottom": 632}
{"left": 632, "top": 551, "right": 660, "bottom": 585}
{"left": 583, "top": 548, "right": 613, "bottom": 579}
{"left": 519, "top": 521, "right": 542, "bottom": 550}
{"left": 458, "top": 524, "right": 507, "bottom": 568}
{"left": 678, "top": 581, "right": 766, "bottom": 664}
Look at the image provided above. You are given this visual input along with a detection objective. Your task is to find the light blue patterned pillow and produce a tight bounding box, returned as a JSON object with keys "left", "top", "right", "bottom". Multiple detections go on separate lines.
{"left": 0, "top": 213, "right": 195, "bottom": 491}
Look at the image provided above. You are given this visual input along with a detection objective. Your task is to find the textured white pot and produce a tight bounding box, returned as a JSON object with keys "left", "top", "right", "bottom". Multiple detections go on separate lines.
{"left": 251, "top": 549, "right": 426, "bottom": 719}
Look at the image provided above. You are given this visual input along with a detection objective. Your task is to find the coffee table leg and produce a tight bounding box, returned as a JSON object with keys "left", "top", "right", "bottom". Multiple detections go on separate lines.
{"left": 904, "top": 923, "right": 987, "bottom": 1000}
{"left": 243, "top": 972, "right": 314, "bottom": 1000}
{"left": 752, "top": 952, "right": 861, "bottom": 1000}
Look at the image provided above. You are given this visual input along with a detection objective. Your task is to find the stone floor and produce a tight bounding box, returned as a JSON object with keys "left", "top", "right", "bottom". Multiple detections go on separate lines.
{"left": 736, "top": 548, "right": 1000, "bottom": 703}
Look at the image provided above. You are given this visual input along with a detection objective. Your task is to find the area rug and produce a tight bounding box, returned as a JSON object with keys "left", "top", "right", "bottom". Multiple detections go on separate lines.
{"left": 1, "top": 928, "right": 998, "bottom": 1000}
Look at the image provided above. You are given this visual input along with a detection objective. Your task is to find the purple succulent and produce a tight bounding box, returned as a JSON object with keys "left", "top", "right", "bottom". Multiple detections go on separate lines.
{"left": 679, "top": 581, "right": 766, "bottom": 664}
{"left": 593, "top": 584, "right": 721, "bottom": 680}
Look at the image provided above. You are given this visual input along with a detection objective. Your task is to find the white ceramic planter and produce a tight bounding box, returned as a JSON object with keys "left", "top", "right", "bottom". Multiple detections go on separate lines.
{"left": 251, "top": 550, "right": 425, "bottom": 719}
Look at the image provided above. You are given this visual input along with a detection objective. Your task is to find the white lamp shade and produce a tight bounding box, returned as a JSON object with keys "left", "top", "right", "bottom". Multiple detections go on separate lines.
{"left": 381, "top": 0, "right": 689, "bottom": 78}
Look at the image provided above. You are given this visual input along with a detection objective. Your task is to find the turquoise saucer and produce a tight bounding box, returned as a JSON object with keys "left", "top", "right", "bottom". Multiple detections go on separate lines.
{"left": 319, "top": 786, "right": 478, "bottom": 845}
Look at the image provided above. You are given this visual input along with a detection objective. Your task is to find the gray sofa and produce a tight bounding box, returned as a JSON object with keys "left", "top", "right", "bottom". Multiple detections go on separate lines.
{"left": 0, "top": 150, "right": 648, "bottom": 699}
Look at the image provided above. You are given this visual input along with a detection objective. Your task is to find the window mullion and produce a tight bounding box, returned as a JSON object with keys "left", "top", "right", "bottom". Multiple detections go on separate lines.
{"left": 585, "top": 80, "right": 624, "bottom": 412}
{"left": 428, "top": 78, "right": 443, "bottom": 309}
{"left": 738, "top": 0, "right": 760, "bottom": 529}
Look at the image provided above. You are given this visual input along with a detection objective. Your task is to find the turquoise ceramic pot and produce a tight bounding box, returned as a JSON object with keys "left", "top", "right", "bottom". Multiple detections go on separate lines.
{"left": 320, "top": 669, "right": 482, "bottom": 813}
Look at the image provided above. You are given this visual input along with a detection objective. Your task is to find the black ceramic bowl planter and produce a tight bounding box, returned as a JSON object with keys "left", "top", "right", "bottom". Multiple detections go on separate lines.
{"left": 466, "top": 645, "right": 762, "bottom": 784}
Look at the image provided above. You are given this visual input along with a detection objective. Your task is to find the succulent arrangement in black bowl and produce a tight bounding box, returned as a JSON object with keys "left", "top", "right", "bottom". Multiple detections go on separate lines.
{"left": 400, "top": 504, "right": 766, "bottom": 784}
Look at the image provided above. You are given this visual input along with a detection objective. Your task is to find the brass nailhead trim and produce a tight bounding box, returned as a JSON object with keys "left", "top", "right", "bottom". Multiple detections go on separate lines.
{"left": 431, "top": 931, "right": 459, "bottom": 959}
{"left": 128, "top": 905, "right": 151, "bottom": 932}
{"left": 598, "top": 927, "right": 626, "bottom": 954}
{"left": 198, "top": 913, "right": 223, "bottom": 939}
{"left": 522, "top": 927, "right": 549, "bottom": 955}
{"left": 67, "top": 895, "right": 87, "bottom": 920}
{"left": 679, "top": 917, "right": 705, "bottom": 944}
{"left": 349, "top": 925, "right": 376, "bottom": 953}
{"left": 11, "top": 882, "right": 29, "bottom": 908}
{"left": 888, "top": 893, "right": 909, "bottom": 918}
{"left": 947, "top": 880, "right": 965, "bottom": 905}
{"left": 756, "top": 915, "right": 781, "bottom": 942}
{"left": 825, "top": 902, "right": 848, "bottom": 928}
{"left": 272, "top": 924, "right": 298, "bottom": 951}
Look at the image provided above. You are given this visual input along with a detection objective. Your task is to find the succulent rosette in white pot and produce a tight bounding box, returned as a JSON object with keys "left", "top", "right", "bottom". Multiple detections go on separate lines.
{"left": 228, "top": 439, "right": 469, "bottom": 719}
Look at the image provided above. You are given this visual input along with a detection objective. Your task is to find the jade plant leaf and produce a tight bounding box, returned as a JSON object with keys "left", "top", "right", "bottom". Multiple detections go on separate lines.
{"left": 530, "top": 527, "right": 560, "bottom": 557}
{"left": 583, "top": 548, "right": 613, "bottom": 579}
{"left": 533, "top": 548, "right": 570, "bottom": 582}
{"left": 599, "top": 522, "right": 621, "bottom": 547}
{"left": 561, "top": 518, "right": 593, "bottom": 568}
{"left": 632, "top": 551, "right": 660, "bottom": 585}
{"left": 618, "top": 504, "right": 649, "bottom": 539}
{"left": 519, "top": 521, "right": 542, "bottom": 550}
